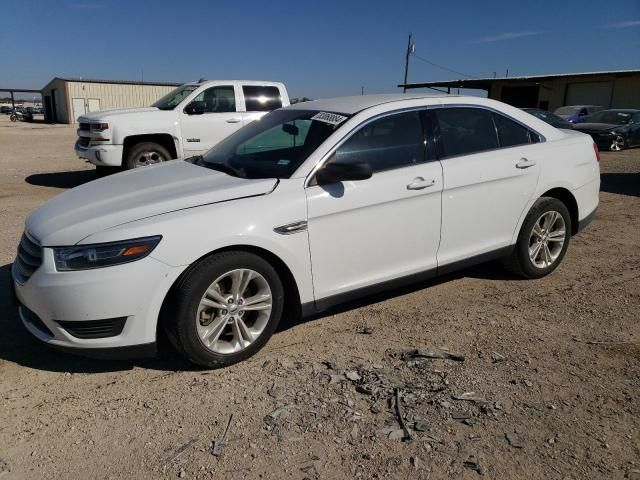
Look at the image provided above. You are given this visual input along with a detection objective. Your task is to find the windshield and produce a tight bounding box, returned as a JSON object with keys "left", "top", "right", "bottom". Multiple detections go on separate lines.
{"left": 554, "top": 106, "right": 581, "bottom": 115}
{"left": 195, "top": 109, "right": 349, "bottom": 179}
{"left": 587, "top": 111, "right": 632, "bottom": 125}
{"left": 152, "top": 85, "right": 198, "bottom": 110}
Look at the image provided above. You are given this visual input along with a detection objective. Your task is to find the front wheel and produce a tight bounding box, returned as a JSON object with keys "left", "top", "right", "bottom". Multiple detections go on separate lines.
{"left": 9, "top": 114, "right": 17, "bottom": 122}
{"left": 165, "top": 251, "right": 284, "bottom": 368}
{"left": 610, "top": 135, "right": 626, "bottom": 152}
{"left": 124, "top": 141, "right": 171, "bottom": 169}
{"left": 503, "top": 197, "right": 571, "bottom": 279}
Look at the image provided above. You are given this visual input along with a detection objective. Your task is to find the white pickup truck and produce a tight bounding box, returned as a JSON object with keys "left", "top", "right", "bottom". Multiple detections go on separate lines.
{"left": 75, "top": 80, "right": 289, "bottom": 172}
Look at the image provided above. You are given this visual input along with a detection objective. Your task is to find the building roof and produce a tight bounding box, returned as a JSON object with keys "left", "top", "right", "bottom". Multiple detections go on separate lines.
{"left": 288, "top": 93, "right": 450, "bottom": 114}
{"left": 399, "top": 69, "right": 640, "bottom": 91}
{"left": 42, "top": 77, "right": 182, "bottom": 90}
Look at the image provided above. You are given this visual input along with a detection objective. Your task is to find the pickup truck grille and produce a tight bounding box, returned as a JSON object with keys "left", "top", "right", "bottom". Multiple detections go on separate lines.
{"left": 77, "top": 136, "right": 90, "bottom": 148}
{"left": 14, "top": 231, "right": 43, "bottom": 283}
{"left": 79, "top": 122, "right": 91, "bottom": 131}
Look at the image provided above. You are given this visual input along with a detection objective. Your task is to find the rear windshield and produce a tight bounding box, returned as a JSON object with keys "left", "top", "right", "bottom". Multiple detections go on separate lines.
{"left": 554, "top": 106, "right": 581, "bottom": 115}
{"left": 194, "top": 109, "right": 350, "bottom": 179}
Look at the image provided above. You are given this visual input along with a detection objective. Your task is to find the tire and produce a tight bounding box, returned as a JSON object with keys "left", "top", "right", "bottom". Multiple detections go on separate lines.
{"left": 124, "top": 141, "right": 171, "bottom": 169}
{"left": 165, "top": 251, "right": 285, "bottom": 368}
{"left": 609, "top": 135, "right": 626, "bottom": 152}
{"left": 9, "top": 114, "right": 17, "bottom": 122}
{"left": 503, "top": 197, "right": 571, "bottom": 279}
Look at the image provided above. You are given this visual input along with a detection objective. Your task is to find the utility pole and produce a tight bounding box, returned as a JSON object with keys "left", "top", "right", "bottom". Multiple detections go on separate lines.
{"left": 402, "top": 33, "right": 414, "bottom": 93}
{"left": 361, "top": 86, "right": 364, "bottom": 96}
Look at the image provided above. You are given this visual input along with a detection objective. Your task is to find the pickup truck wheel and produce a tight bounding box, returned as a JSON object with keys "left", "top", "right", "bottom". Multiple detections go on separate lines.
{"left": 165, "top": 251, "right": 284, "bottom": 368}
{"left": 125, "top": 142, "right": 171, "bottom": 169}
{"left": 503, "top": 197, "right": 571, "bottom": 279}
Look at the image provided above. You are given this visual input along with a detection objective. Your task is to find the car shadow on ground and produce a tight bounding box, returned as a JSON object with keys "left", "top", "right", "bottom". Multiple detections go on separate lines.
{"left": 25, "top": 170, "right": 98, "bottom": 189}
{"left": 600, "top": 172, "right": 640, "bottom": 197}
{"left": 1, "top": 260, "right": 516, "bottom": 374}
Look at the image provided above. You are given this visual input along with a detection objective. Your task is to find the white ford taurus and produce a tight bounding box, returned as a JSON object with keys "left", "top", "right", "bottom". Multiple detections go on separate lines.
{"left": 13, "top": 94, "right": 600, "bottom": 367}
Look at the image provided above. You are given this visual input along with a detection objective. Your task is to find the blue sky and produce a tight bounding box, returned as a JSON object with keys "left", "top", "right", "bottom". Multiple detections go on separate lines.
{"left": 2, "top": 0, "right": 639, "bottom": 99}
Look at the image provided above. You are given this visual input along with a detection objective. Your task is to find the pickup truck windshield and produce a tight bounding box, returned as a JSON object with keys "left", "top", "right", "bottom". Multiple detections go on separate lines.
{"left": 195, "top": 109, "right": 350, "bottom": 179}
{"left": 152, "top": 85, "right": 198, "bottom": 110}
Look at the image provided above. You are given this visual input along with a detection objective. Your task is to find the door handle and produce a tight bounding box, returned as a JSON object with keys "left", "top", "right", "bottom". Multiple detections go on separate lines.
{"left": 407, "top": 177, "right": 436, "bottom": 190}
{"left": 516, "top": 157, "right": 536, "bottom": 169}
{"left": 226, "top": 118, "right": 242, "bottom": 123}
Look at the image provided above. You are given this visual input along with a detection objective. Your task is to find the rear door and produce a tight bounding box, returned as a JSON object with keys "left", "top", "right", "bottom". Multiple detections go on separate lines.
{"left": 180, "top": 84, "right": 243, "bottom": 155}
{"left": 306, "top": 110, "right": 443, "bottom": 303}
{"left": 240, "top": 85, "right": 284, "bottom": 126}
{"left": 432, "top": 107, "right": 541, "bottom": 267}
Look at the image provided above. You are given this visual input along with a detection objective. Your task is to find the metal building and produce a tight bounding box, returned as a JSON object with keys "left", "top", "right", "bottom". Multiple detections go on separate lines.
{"left": 40, "top": 77, "right": 181, "bottom": 124}
{"left": 399, "top": 69, "right": 640, "bottom": 111}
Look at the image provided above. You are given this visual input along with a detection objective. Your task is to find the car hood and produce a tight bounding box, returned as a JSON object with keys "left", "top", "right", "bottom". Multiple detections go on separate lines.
{"left": 575, "top": 123, "right": 625, "bottom": 133}
{"left": 26, "top": 161, "right": 278, "bottom": 246}
{"left": 79, "top": 107, "right": 160, "bottom": 121}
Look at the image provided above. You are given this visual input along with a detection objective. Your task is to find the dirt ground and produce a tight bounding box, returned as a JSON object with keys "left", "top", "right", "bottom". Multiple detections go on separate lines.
{"left": 0, "top": 115, "right": 638, "bottom": 480}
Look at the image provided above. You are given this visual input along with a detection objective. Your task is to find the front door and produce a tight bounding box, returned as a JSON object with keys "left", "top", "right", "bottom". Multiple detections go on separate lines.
{"left": 71, "top": 98, "right": 86, "bottom": 123}
{"left": 432, "top": 107, "right": 541, "bottom": 266}
{"left": 180, "top": 85, "right": 243, "bottom": 155}
{"left": 306, "top": 110, "right": 443, "bottom": 303}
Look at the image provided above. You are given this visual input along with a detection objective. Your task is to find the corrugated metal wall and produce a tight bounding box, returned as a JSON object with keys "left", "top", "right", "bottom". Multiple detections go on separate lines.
{"left": 65, "top": 82, "right": 177, "bottom": 123}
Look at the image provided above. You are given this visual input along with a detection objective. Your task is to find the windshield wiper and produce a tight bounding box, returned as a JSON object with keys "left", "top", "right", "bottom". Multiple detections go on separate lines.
{"left": 184, "top": 154, "right": 202, "bottom": 164}
{"left": 201, "top": 161, "right": 240, "bottom": 178}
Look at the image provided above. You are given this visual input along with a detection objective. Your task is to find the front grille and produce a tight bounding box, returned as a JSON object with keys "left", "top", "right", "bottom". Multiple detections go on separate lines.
{"left": 14, "top": 231, "right": 43, "bottom": 283}
{"left": 57, "top": 317, "right": 127, "bottom": 339}
{"left": 79, "top": 122, "right": 91, "bottom": 131}
{"left": 19, "top": 304, "right": 54, "bottom": 337}
{"left": 77, "top": 136, "right": 90, "bottom": 148}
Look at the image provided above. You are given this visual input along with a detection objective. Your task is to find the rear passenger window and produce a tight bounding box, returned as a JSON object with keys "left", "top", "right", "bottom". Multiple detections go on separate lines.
{"left": 243, "top": 86, "right": 283, "bottom": 112}
{"left": 334, "top": 111, "right": 425, "bottom": 173}
{"left": 493, "top": 113, "right": 531, "bottom": 148}
{"left": 435, "top": 108, "right": 498, "bottom": 158}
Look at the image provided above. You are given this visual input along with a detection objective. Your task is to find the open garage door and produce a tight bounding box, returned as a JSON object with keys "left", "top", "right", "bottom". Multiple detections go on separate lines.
{"left": 565, "top": 82, "right": 613, "bottom": 107}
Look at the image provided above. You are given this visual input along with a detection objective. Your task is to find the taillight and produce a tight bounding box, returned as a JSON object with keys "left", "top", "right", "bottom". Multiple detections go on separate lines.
{"left": 593, "top": 143, "right": 600, "bottom": 162}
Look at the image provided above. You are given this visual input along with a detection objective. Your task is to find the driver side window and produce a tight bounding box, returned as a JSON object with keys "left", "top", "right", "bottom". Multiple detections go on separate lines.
{"left": 334, "top": 111, "right": 425, "bottom": 173}
{"left": 192, "top": 86, "right": 236, "bottom": 113}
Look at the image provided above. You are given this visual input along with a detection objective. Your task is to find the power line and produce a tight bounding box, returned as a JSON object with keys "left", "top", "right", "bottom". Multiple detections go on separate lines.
{"left": 411, "top": 54, "right": 476, "bottom": 79}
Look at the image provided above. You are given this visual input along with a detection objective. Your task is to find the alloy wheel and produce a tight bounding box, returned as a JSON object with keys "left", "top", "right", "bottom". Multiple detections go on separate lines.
{"left": 134, "top": 151, "right": 164, "bottom": 167}
{"left": 610, "top": 135, "right": 625, "bottom": 152}
{"left": 195, "top": 269, "right": 272, "bottom": 354}
{"left": 528, "top": 210, "right": 566, "bottom": 268}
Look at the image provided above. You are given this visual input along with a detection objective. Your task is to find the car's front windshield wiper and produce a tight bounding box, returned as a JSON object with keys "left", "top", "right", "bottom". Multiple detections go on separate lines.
{"left": 200, "top": 160, "right": 241, "bottom": 178}
{"left": 184, "top": 154, "right": 202, "bottom": 164}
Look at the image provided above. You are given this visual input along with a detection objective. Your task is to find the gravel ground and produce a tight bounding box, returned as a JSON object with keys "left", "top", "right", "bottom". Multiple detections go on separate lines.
{"left": 0, "top": 116, "right": 639, "bottom": 480}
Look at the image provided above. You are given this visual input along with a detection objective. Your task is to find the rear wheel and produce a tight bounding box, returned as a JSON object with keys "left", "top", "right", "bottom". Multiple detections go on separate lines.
{"left": 504, "top": 197, "right": 571, "bottom": 279}
{"left": 165, "top": 251, "right": 284, "bottom": 368}
{"left": 124, "top": 141, "right": 171, "bottom": 169}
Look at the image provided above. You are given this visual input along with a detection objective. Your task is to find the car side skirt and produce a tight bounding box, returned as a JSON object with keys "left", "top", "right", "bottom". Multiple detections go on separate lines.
{"left": 302, "top": 245, "right": 514, "bottom": 316}
{"left": 577, "top": 207, "right": 597, "bottom": 234}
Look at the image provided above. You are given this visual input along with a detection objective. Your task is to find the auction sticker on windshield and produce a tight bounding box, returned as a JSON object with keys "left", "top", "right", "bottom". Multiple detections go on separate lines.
{"left": 311, "top": 112, "right": 348, "bottom": 126}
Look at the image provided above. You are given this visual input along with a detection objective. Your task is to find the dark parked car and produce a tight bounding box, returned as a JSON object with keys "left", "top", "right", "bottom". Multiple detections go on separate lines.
{"left": 574, "top": 109, "right": 640, "bottom": 151}
{"left": 523, "top": 108, "right": 573, "bottom": 130}
{"left": 1, "top": 105, "right": 13, "bottom": 114}
{"left": 554, "top": 105, "right": 604, "bottom": 124}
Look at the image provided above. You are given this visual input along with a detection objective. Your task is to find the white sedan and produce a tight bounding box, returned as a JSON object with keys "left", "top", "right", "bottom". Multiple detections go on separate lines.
{"left": 13, "top": 94, "right": 600, "bottom": 367}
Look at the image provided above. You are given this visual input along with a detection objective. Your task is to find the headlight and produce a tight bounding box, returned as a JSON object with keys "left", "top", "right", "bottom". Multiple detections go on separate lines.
{"left": 90, "top": 123, "right": 109, "bottom": 131}
{"left": 53, "top": 236, "right": 161, "bottom": 271}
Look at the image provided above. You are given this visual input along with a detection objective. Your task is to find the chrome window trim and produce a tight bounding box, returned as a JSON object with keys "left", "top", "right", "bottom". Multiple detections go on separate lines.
{"left": 304, "top": 106, "right": 430, "bottom": 188}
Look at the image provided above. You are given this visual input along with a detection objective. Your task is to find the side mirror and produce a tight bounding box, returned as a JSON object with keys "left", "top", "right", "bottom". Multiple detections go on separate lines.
{"left": 315, "top": 161, "right": 372, "bottom": 185}
{"left": 185, "top": 101, "right": 206, "bottom": 115}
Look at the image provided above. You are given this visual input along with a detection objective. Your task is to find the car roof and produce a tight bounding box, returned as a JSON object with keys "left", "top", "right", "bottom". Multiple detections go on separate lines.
{"left": 287, "top": 93, "right": 452, "bottom": 115}
{"left": 599, "top": 108, "right": 640, "bottom": 113}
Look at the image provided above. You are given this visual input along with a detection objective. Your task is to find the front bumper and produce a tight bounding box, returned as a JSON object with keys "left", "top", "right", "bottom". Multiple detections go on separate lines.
{"left": 75, "top": 141, "right": 123, "bottom": 167}
{"left": 12, "top": 248, "right": 184, "bottom": 356}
